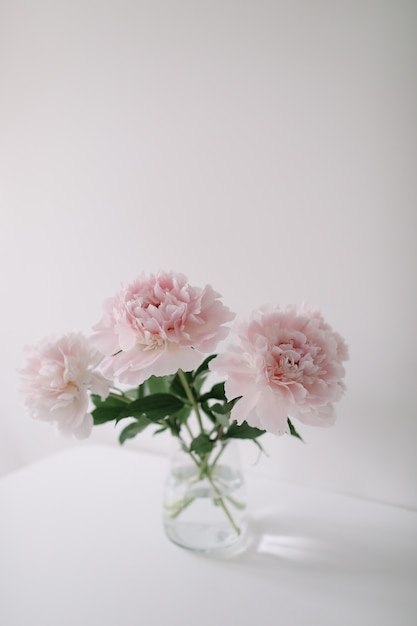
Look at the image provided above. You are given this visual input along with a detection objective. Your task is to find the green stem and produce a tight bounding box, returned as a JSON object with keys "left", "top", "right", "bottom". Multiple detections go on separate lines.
{"left": 165, "top": 495, "right": 195, "bottom": 519}
{"left": 197, "top": 451, "right": 212, "bottom": 480}
{"left": 210, "top": 441, "right": 227, "bottom": 469}
{"left": 184, "top": 422, "right": 195, "bottom": 441}
{"left": 196, "top": 438, "right": 226, "bottom": 481}
{"left": 170, "top": 371, "right": 242, "bottom": 537}
{"left": 177, "top": 369, "right": 204, "bottom": 434}
{"left": 170, "top": 442, "right": 241, "bottom": 537}
{"left": 177, "top": 434, "right": 200, "bottom": 468}
{"left": 109, "top": 391, "right": 131, "bottom": 404}
{"left": 205, "top": 470, "right": 241, "bottom": 536}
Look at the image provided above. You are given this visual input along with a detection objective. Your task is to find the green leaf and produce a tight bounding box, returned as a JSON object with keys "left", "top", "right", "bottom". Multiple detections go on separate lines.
{"left": 92, "top": 407, "right": 121, "bottom": 425}
{"left": 173, "top": 405, "right": 192, "bottom": 423}
{"left": 170, "top": 370, "right": 193, "bottom": 399}
{"left": 203, "top": 402, "right": 230, "bottom": 428}
{"left": 117, "top": 393, "right": 185, "bottom": 422}
{"left": 91, "top": 394, "right": 127, "bottom": 409}
{"left": 214, "top": 413, "right": 230, "bottom": 428}
{"left": 193, "top": 354, "right": 217, "bottom": 380}
{"left": 119, "top": 416, "right": 151, "bottom": 444}
{"left": 200, "top": 401, "right": 217, "bottom": 424}
{"left": 91, "top": 395, "right": 128, "bottom": 425}
{"left": 91, "top": 394, "right": 104, "bottom": 408}
{"left": 252, "top": 437, "right": 267, "bottom": 454}
{"left": 225, "top": 420, "right": 266, "bottom": 440}
{"left": 123, "top": 388, "right": 140, "bottom": 401}
{"left": 209, "top": 401, "right": 230, "bottom": 415}
{"left": 192, "top": 355, "right": 217, "bottom": 392}
{"left": 153, "top": 426, "right": 169, "bottom": 435}
{"left": 145, "top": 375, "right": 172, "bottom": 395}
{"left": 190, "top": 433, "right": 214, "bottom": 456}
{"left": 136, "top": 382, "right": 146, "bottom": 399}
{"left": 199, "top": 382, "right": 226, "bottom": 403}
{"left": 287, "top": 418, "right": 304, "bottom": 442}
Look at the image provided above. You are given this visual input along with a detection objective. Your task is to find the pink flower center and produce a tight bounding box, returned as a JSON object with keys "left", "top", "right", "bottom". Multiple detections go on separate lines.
{"left": 268, "top": 342, "right": 304, "bottom": 385}
{"left": 123, "top": 279, "right": 195, "bottom": 346}
{"left": 261, "top": 329, "right": 321, "bottom": 389}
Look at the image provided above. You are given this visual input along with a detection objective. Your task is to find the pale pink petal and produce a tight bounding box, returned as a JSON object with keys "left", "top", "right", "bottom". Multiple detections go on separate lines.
{"left": 18, "top": 332, "right": 110, "bottom": 439}
{"left": 228, "top": 385, "right": 260, "bottom": 424}
{"left": 212, "top": 304, "right": 348, "bottom": 436}
{"left": 92, "top": 271, "right": 235, "bottom": 385}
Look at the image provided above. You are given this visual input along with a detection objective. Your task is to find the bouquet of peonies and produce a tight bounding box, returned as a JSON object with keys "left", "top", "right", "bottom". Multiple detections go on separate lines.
{"left": 19, "top": 270, "right": 348, "bottom": 548}
{"left": 19, "top": 270, "right": 348, "bottom": 445}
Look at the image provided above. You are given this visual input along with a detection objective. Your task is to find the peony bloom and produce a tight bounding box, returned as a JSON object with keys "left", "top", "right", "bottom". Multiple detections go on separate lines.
{"left": 92, "top": 271, "right": 235, "bottom": 385}
{"left": 19, "top": 332, "right": 110, "bottom": 439}
{"left": 210, "top": 304, "right": 348, "bottom": 435}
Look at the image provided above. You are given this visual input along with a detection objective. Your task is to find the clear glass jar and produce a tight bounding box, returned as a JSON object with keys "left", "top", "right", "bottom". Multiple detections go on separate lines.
{"left": 163, "top": 438, "right": 247, "bottom": 553}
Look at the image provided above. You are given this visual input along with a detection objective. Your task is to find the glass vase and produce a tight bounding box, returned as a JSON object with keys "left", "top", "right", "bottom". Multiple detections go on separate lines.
{"left": 162, "top": 438, "right": 247, "bottom": 553}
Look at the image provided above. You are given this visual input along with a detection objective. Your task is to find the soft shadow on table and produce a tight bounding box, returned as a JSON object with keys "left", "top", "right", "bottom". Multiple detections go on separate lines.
{"left": 190, "top": 507, "right": 417, "bottom": 626}
{"left": 201, "top": 510, "right": 351, "bottom": 570}
{"left": 198, "top": 506, "right": 414, "bottom": 584}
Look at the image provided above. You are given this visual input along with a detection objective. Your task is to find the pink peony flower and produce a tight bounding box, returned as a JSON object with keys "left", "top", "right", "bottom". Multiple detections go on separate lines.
{"left": 92, "top": 271, "right": 235, "bottom": 385}
{"left": 19, "top": 332, "right": 110, "bottom": 439}
{"left": 210, "top": 304, "right": 348, "bottom": 435}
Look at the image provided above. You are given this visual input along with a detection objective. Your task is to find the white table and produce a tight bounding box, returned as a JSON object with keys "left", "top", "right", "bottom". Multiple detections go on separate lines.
{"left": 1, "top": 444, "right": 416, "bottom": 626}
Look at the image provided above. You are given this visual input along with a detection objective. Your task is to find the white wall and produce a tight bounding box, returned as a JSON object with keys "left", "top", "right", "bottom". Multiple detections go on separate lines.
{"left": 1, "top": 0, "right": 416, "bottom": 509}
